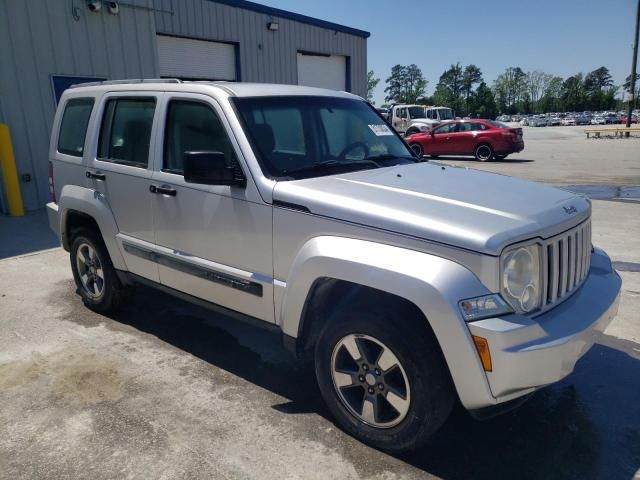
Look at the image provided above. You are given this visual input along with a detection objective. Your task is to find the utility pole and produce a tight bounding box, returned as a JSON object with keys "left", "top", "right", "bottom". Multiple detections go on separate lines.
{"left": 626, "top": 0, "right": 640, "bottom": 134}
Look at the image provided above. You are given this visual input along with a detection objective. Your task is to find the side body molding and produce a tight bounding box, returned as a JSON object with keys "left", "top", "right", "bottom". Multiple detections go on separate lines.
{"left": 57, "top": 185, "right": 127, "bottom": 271}
{"left": 279, "top": 236, "right": 497, "bottom": 409}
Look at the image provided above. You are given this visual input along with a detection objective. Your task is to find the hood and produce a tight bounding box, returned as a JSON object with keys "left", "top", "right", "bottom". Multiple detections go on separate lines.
{"left": 272, "top": 163, "right": 590, "bottom": 255}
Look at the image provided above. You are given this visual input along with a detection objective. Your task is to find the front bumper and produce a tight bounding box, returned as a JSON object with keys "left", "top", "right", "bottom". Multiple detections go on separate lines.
{"left": 467, "top": 247, "right": 621, "bottom": 404}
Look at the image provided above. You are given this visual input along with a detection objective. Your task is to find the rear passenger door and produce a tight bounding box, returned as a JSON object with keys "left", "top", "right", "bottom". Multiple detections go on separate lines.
{"left": 87, "top": 93, "right": 160, "bottom": 282}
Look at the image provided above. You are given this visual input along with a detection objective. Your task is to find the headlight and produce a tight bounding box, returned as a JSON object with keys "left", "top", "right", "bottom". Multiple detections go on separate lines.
{"left": 501, "top": 245, "right": 542, "bottom": 313}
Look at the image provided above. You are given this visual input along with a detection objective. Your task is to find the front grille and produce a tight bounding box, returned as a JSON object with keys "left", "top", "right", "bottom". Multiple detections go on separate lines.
{"left": 541, "top": 219, "right": 592, "bottom": 310}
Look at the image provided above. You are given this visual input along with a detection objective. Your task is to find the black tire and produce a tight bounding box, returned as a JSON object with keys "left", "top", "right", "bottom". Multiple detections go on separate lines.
{"left": 474, "top": 143, "right": 494, "bottom": 162}
{"left": 314, "top": 302, "right": 454, "bottom": 453}
{"left": 410, "top": 143, "right": 424, "bottom": 157}
{"left": 494, "top": 154, "right": 508, "bottom": 160}
{"left": 70, "top": 228, "right": 124, "bottom": 314}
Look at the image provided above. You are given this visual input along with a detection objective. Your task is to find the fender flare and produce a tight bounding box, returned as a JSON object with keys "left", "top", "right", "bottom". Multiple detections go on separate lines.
{"left": 279, "top": 236, "right": 496, "bottom": 409}
{"left": 58, "top": 185, "right": 127, "bottom": 271}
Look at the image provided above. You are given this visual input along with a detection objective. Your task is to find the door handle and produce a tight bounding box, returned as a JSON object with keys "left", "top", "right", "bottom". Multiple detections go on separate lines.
{"left": 149, "top": 184, "right": 177, "bottom": 196}
{"left": 86, "top": 171, "right": 106, "bottom": 180}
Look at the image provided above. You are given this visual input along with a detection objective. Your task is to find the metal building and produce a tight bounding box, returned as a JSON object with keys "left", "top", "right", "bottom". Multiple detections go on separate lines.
{"left": 0, "top": 0, "right": 369, "bottom": 213}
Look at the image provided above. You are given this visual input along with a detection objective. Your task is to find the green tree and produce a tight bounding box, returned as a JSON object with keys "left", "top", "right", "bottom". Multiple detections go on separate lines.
{"left": 383, "top": 64, "right": 427, "bottom": 104}
{"left": 433, "top": 63, "right": 465, "bottom": 112}
{"left": 470, "top": 81, "right": 497, "bottom": 119}
{"left": 539, "top": 76, "right": 564, "bottom": 112}
{"left": 623, "top": 73, "right": 640, "bottom": 109}
{"left": 584, "top": 67, "right": 613, "bottom": 110}
{"left": 462, "top": 64, "right": 483, "bottom": 113}
{"left": 493, "top": 67, "right": 527, "bottom": 113}
{"left": 561, "top": 74, "right": 586, "bottom": 111}
{"left": 367, "top": 70, "right": 380, "bottom": 104}
{"left": 384, "top": 65, "right": 406, "bottom": 103}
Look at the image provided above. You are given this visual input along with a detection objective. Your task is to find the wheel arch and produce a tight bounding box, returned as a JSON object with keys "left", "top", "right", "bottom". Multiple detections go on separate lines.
{"left": 58, "top": 185, "right": 126, "bottom": 270}
{"left": 279, "top": 236, "right": 496, "bottom": 409}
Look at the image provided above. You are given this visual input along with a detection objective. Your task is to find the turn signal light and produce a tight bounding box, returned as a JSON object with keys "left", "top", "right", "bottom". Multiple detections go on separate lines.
{"left": 472, "top": 335, "right": 492, "bottom": 372}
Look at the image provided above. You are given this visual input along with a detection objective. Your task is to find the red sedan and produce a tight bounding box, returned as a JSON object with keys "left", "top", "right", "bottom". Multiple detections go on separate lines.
{"left": 407, "top": 119, "right": 524, "bottom": 161}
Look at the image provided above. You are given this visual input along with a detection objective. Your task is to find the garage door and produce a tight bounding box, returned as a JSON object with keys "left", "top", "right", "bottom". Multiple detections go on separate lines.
{"left": 297, "top": 53, "right": 346, "bottom": 91}
{"left": 156, "top": 35, "right": 236, "bottom": 81}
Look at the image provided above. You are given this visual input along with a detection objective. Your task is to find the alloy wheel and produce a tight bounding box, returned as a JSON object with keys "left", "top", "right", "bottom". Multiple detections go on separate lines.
{"left": 330, "top": 334, "right": 411, "bottom": 428}
{"left": 75, "top": 242, "right": 105, "bottom": 299}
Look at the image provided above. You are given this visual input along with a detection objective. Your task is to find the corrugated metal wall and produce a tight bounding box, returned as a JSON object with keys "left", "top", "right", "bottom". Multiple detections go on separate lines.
{"left": 0, "top": 0, "right": 366, "bottom": 212}
{"left": 152, "top": 0, "right": 367, "bottom": 95}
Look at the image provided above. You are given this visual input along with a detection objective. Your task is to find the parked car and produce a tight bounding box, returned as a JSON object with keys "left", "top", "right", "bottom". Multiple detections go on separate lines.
{"left": 591, "top": 116, "right": 606, "bottom": 125}
{"left": 575, "top": 114, "right": 591, "bottom": 125}
{"left": 561, "top": 117, "right": 576, "bottom": 126}
{"left": 529, "top": 117, "right": 548, "bottom": 127}
{"left": 618, "top": 114, "right": 638, "bottom": 124}
{"left": 407, "top": 119, "right": 524, "bottom": 161}
{"left": 46, "top": 80, "right": 620, "bottom": 453}
{"left": 547, "top": 116, "right": 561, "bottom": 126}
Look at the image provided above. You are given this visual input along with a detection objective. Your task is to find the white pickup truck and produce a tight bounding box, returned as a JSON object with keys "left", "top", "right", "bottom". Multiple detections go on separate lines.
{"left": 47, "top": 80, "right": 620, "bottom": 453}
{"left": 388, "top": 104, "right": 455, "bottom": 135}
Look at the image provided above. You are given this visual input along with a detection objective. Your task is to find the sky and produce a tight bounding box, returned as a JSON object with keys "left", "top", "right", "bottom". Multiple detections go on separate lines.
{"left": 257, "top": 0, "right": 637, "bottom": 105}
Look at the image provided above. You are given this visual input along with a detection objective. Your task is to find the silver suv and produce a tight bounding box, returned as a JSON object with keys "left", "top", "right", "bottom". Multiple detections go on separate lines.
{"left": 47, "top": 80, "right": 621, "bottom": 452}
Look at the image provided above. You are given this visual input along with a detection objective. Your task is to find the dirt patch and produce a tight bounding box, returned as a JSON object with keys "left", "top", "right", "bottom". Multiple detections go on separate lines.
{"left": 0, "top": 350, "right": 123, "bottom": 404}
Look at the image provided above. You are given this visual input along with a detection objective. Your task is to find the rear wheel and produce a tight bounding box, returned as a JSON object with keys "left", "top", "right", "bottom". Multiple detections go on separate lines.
{"left": 410, "top": 143, "right": 424, "bottom": 157}
{"left": 314, "top": 304, "right": 454, "bottom": 452}
{"left": 494, "top": 154, "right": 508, "bottom": 160}
{"left": 70, "top": 228, "right": 124, "bottom": 314}
{"left": 474, "top": 143, "right": 494, "bottom": 162}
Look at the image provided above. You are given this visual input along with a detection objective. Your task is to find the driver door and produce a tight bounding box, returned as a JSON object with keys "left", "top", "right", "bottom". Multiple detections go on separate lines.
{"left": 430, "top": 122, "right": 459, "bottom": 154}
{"left": 151, "top": 93, "right": 274, "bottom": 322}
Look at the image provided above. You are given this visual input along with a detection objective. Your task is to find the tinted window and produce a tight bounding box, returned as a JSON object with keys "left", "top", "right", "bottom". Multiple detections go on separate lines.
{"left": 58, "top": 98, "right": 94, "bottom": 156}
{"left": 98, "top": 98, "right": 155, "bottom": 168}
{"left": 163, "top": 100, "right": 237, "bottom": 174}
{"left": 459, "top": 122, "right": 485, "bottom": 132}
{"left": 408, "top": 107, "right": 426, "bottom": 119}
{"left": 233, "top": 96, "right": 414, "bottom": 179}
{"left": 433, "top": 123, "right": 457, "bottom": 134}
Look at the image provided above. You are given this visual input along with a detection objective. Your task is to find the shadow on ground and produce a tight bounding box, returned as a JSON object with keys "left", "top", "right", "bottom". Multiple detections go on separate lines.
{"left": 0, "top": 209, "right": 59, "bottom": 259}
{"left": 95, "top": 285, "right": 639, "bottom": 480}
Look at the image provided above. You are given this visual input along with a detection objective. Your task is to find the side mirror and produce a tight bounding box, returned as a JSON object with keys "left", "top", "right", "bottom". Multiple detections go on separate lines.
{"left": 183, "top": 151, "right": 246, "bottom": 187}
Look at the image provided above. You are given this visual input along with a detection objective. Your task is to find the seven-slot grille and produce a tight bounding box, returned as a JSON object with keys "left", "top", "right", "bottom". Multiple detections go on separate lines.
{"left": 541, "top": 219, "right": 592, "bottom": 310}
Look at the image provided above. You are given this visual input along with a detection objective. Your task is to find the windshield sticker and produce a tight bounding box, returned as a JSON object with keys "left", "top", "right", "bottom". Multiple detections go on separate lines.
{"left": 368, "top": 124, "right": 394, "bottom": 136}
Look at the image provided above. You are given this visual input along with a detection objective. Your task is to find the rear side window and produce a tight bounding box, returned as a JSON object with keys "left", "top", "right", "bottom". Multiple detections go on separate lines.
{"left": 98, "top": 98, "right": 156, "bottom": 168}
{"left": 163, "top": 100, "right": 238, "bottom": 174}
{"left": 57, "top": 98, "right": 94, "bottom": 157}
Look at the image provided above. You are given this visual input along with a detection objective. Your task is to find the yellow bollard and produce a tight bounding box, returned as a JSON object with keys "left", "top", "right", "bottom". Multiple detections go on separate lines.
{"left": 0, "top": 123, "right": 24, "bottom": 216}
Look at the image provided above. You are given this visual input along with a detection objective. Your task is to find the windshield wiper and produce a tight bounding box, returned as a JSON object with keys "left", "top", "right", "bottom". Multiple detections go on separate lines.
{"left": 282, "top": 159, "right": 380, "bottom": 177}
{"left": 363, "top": 154, "right": 420, "bottom": 163}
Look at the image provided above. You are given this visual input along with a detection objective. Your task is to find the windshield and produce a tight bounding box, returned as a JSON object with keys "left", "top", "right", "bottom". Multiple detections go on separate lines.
{"left": 408, "top": 106, "right": 426, "bottom": 119}
{"left": 438, "top": 108, "right": 454, "bottom": 120}
{"left": 233, "top": 96, "right": 416, "bottom": 179}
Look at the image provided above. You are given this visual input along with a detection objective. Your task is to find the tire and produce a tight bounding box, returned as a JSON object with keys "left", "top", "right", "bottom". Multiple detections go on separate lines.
{"left": 494, "top": 154, "right": 508, "bottom": 160}
{"left": 474, "top": 143, "right": 494, "bottom": 162}
{"left": 314, "top": 303, "right": 454, "bottom": 453}
{"left": 410, "top": 143, "right": 424, "bottom": 157}
{"left": 70, "top": 228, "right": 124, "bottom": 314}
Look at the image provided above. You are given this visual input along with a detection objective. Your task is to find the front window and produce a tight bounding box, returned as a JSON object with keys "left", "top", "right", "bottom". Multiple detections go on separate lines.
{"left": 233, "top": 96, "right": 416, "bottom": 179}
{"left": 437, "top": 108, "right": 454, "bottom": 120}
{"left": 408, "top": 106, "right": 426, "bottom": 119}
{"left": 433, "top": 122, "right": 457, "bottom": 134}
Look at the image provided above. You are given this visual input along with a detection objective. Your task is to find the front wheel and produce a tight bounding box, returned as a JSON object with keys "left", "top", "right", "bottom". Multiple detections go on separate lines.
{"left": 314, "top": 305, "right": 454, "bottom": 452}
{"left": 474, "top": 144, "right": 494, "bottom": 162}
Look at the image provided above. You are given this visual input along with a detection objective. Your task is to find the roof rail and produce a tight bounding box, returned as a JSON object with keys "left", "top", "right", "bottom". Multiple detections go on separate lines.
{"left": 69, "top": 78, "right": 182, "bottom": 89}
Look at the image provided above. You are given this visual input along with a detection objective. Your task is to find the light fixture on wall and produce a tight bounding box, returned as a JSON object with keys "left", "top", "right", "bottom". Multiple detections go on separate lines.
{"left": 267, "top": 22, "right": 279, "bottom": 31}
{"left": 106, "top": 1, "right": 119, "bottom": 14}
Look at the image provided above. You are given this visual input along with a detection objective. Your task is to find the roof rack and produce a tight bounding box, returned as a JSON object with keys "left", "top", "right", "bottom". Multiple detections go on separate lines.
{"left": 69, "top": 78, "right": 182, "bottom": 89}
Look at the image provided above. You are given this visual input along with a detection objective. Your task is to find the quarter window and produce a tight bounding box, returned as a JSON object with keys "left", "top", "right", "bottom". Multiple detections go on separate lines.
{"left": 98, "top": 98, "right": 156, "bottom": 168}
{"left": 57, "top": 98, "right": 94, "bottom": 157}
{"left": 163, "top": 100, "right": 237, "bottom": 174}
